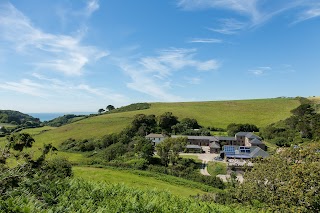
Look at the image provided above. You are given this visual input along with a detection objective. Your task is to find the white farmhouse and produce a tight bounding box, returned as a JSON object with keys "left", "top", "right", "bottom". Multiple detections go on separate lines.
{"left": 145, "top": 133, "right": 167, "bottom": 146}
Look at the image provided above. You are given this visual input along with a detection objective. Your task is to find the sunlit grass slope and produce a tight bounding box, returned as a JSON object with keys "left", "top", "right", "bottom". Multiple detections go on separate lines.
{"left": 148, "top": 98, "right": 299, "bottom": 128}
{"left": 31, "top": 98, "right": 299, "bottom": 153}
{"left": 73, "top": 166, "right": 216, "bottom": 197}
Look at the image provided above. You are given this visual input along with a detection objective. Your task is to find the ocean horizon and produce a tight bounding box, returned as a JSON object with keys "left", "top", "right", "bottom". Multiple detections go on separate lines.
{"left": 28, "top": 112, "right": 95, "bottom": 122}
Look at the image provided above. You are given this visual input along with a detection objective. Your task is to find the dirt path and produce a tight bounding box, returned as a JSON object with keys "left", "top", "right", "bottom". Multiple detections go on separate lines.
{"left": 180, "top": 150, "right": 218, "bottom": 176}
{"left": 200, "top": 159, "right": 210, "bottom": 176}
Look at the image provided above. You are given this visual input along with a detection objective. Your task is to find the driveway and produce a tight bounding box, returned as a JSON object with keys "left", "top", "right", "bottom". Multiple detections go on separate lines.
{"left": 180, "top": 146, "right": 220, "bottom": 176}
{"left": 179, "top": 147, "right": 244, "bottom": 182}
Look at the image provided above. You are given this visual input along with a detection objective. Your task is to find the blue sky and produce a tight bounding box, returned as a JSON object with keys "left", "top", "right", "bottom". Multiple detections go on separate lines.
{"left": 0, "top": 0, "right": 320, "bottom": 113}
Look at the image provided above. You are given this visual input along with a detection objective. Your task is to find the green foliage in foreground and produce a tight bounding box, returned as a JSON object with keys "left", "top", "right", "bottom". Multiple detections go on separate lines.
{"left": 1, "top": 178, "right": 254, "bottom": 213}
{"left": 73, "top": 166, "right": 217, "bottom": 197}
{"left": 232, "top": 142, "right": 320, "bottom": 212}
{"left": 0, "top": 133, "right": 253, "bottom": 213}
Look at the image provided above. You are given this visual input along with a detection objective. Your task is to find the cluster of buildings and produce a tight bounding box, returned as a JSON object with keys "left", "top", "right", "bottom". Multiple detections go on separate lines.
{"left": 146, "top": 132, "right": 269, "bottom": 159}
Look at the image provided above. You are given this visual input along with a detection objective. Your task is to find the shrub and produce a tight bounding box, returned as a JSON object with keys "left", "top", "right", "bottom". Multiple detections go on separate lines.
{"left": 101, "top": 142, "right": 127, "bottom": 161}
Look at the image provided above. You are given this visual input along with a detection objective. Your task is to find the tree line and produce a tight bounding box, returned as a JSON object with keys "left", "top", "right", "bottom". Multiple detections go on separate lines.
{"left": 260, "top": 98, "right": 320, "bottom": 146}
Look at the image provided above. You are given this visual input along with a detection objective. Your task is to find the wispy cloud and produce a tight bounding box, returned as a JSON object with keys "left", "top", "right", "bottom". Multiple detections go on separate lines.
{"left": 57, "top": 0, "right": 100, "bottom": 22}
{"left": 178, "top": 0, "right": 320, "bottom": 34}
{"left": 248, "top": 66, "right": 271, "bottom": 76}
{"left": 0, "top": 79, "right": 46, "bottom": 97}
{"left": 187, "top": 38, "right": 222, "bottom": 43}
{"left": 0, "top": 73, "right": 128, "bottom": 104}
{"left": 208, "top": 18, "right": 248, "bottom": 35}
{"left": 177, "top": 0, "right": 261, "bottom": 33}
{"left": 184, "top": 77, "right": 201, "bottom": 84}
{"left": 117, "top": 48, "right": 219, "bottom": 101}
{"left": 119, "top": 63, "right": 182, "bottom": 101}
{"left": 295, "top": 3, "right": 320, "bottom": 23}
{"left": 279, "top": 64, "right": 296, "bottom": 73}
{"left": 140, "top": 48, "right": 219, "bottom": 78}
{"left": 177, "top": 0, "right": 260, "bottom": 20}
{"left": 249, "top": 64, "right": 297, "bottom": 76}
{"left": 85, "top": 0, "right": 100, "bottom": 17}
{"left": 0, "top": 3, "right": 107, "bottom": 76}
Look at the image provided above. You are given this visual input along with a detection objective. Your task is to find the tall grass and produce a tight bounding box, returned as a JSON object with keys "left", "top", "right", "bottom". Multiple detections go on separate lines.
{"left": 6, "top": 178, "right": 255, "bottom": 213}
{"left": 73, "top": 166, "right": 217, "bottom": 197}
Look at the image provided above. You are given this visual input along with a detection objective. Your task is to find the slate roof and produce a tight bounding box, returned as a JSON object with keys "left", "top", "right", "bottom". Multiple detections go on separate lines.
{"left": 235, "top": 132, "right": 249, "bottom": 137}
{"left": 186, "top": 145, "right": 202, "bottom": 149}
{"left": 250, "top": 138, "right": 263, "bottom": 144}
{"left": 217, "top": 136, "right": 236, "bottom": 141}
{"left": 209, "top": 142, "right": 221, "bottom": 148}
{"left": 249, "top": 147, "right": 269, "bottom": 158}
{"left": 235, "top": 132, "right": 261, "bottom": 140}
{"left": 223, "top": 145, "right": 269, "bottom": 158}
{"left": 145, "top": 133, "right": 166, "bottom": 138}
{"left": 171, "top": 135, "right": 218, "bottom": 142}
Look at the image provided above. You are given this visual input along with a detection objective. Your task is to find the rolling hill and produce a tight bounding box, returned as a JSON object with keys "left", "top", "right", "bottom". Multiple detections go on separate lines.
{"left": 30, "top": 98, "right": 300, "bottom": 153}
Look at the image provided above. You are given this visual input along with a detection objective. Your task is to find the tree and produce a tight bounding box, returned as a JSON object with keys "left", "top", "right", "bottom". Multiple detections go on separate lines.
{"left": 227, "top": 123, "right": 259, "bottom": 136}
{"left": 171, "top": 123, "right": 187, "bottom": 134}
{"left": 106, "top": 105, "right": 115, "bottom": 111}
{"left": 180, "top": 118, "right": 200, "bottom": 129}
{"left": 98, "top": 108, "right": 105, "bottom": 114}
{"left": 158, "top": 112, "right": 179, "bottom": 132}
{"left": 131, "top": 114, "right": 156, "bottom": 136}
{"left": 7, "top": 133, "right": 35, "bottom": 152}
{"left": 0, "top": 126, "right": 7, "bottom": 134}
{"left": 291, "top": 104, "right": 315, "bottom": 117}
{"left": 156, "top": 137, "right": 187, "bottom": 166}
{"left": 133, "top": 136, "right": 153, "bottom": 162}
{"left": 171, "top": 118, "right": 201, "bottom": 134}
{"left": 233, "top": 143, "right": 320, "bottom": 212}
{"left": 102, "top": 142, "right": 127, "bottom": 161}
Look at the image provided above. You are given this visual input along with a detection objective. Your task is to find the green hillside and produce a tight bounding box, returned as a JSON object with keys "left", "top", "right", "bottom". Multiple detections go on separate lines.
{"left": 0, "top": 110, "right": 40, "bottom": 126}
{"left": 32, "top": 98, "right": 299, "bottom": 149}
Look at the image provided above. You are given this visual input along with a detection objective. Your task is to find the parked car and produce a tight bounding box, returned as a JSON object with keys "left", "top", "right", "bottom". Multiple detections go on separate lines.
{"left": 214, "top": 156, "right": 223, "bottom": 161}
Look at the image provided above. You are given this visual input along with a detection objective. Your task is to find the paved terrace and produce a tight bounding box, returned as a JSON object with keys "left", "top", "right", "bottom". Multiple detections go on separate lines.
{"left": 179, "top": 146, "right": 245, "bottom": 183}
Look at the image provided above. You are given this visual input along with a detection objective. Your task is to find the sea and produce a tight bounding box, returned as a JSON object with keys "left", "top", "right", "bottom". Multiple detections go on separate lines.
{"left": 28, "top": 112, "right": 95, "bottom": 122}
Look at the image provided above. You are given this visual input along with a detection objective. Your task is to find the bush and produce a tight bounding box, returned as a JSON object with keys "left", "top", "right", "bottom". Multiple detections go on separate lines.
{"left": 101, "top": 142, "right": 127, "bottom": 161}
{"left": 40, "top": 157, "right": 73, "bottom": 179}
{"left": 272, "top": 137, "right": 290, "bottom": 147}
{"left": 60, "top": 138, "right": 100, "bottom": 152}
{"left": 125, "top": 158, "right": 149, "bottom": 170}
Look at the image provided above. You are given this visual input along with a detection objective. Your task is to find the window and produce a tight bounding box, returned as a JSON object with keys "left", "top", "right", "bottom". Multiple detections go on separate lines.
{"left": 239, "top": 146, "right": 250, "bottom": 153}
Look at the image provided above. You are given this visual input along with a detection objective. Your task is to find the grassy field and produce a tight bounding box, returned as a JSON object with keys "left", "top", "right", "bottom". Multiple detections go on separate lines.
{"left": 29, "top": 98, "right": 300, "bottom": 152}
{"left": 20, "top": 126, "right": 56, "bottom": 136}
{"left": 180, "top": 154, "right": 202, "bottom": 162}
{"left": 207, "top": 162, "right": 227, "bottom": 177}
{"left": 148, "top": 98, "right": 299, "bottom": 128}
{"left": 0, "top": 123, "right": 17, "bottom": 128}
{"left": 73, "top": 166, "right": 217, "bottom": 197}
{"left": 309, "top": 96, "right": 320, "bottom": 113}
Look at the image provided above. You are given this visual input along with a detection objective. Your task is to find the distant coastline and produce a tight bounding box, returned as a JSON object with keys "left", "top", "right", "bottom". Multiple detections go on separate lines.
{"left": 28, "top": 112, "right": 95, "bottom": 122}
